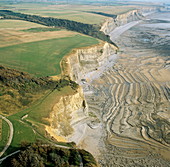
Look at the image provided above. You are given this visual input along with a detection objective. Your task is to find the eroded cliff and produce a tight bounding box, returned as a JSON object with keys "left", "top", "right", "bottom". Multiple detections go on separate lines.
{"left": 61, "top": 42, "right": 117, "bottom": 83}
{"left": 45, "top": 86, "right": 87, "bottom": 142}
{"left": 101, "top": 10, "right": 144, "bottom": 35}
{"left": 46, "top": 42, "right": 117, "bottom": 143}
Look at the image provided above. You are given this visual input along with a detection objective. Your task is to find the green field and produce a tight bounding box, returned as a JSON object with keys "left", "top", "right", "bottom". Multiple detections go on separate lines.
{"left": 0, "top": 34, "right": 99, "bottom": 77}
{"left": 0, "top": 3, "right": 107, "bottom": 24}
{"left": 54, "top": 12, "right": 107, "bottom": 24}
{"left": 5, "top": 114, "right": 53, "bottom": 155}
{"left": 8, "top": 117, "right": 36, "bottom": 150}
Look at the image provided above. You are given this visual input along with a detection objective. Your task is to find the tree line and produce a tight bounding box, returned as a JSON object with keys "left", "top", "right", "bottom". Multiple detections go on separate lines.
{"left": 85, "top": 11, "right": 117, "bottom": 18}
{"left": 0, "top": 65, "right": 78, "bottom": 93}
{"left": 2, "top": 141, "right": 98, "bottom": 167}
{"left": 0, "top": 65, "right": 78, "bottom": 113}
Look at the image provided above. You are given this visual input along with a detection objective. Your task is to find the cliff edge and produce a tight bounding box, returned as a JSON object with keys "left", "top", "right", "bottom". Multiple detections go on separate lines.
{"left": 46, "top": 42, "right": 118, "bottom": 144}
{"left": 61, "top": 42, "right": 118, "bottom": 83}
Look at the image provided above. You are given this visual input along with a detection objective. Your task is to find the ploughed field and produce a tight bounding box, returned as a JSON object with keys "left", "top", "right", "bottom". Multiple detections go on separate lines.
{"left": 83, "top": 12, "right": 170, "bottom": 166}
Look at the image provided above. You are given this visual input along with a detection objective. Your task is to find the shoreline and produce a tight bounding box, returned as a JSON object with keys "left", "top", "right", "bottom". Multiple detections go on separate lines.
{"left": 66, "top": 10, "right": 155, "bottom": 158}
{"left": 77, "top": 11, "right": 170, "bottom": 166}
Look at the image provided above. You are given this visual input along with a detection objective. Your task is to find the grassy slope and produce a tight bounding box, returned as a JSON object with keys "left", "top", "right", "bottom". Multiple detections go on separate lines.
{"left": 27, "top": 86, "right": 75, "bottom": 124}
{"left": 0, "top": 34, "right": 99, "bottom": 77}
{"left": 6, "top": 116, "right": 37, "bottom": 154}
{"left": 6, "top": 86, "right": 75, "bottom": 155}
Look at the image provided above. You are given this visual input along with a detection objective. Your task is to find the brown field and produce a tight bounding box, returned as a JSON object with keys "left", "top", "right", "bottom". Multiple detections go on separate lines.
{"left": 0, "top": 28, "right": 77, "bottom": 48}
{"left": 0, "top": 19, "right": 79, "bottom": 48}
{"left": 0, "top": 20, "right": 46, "bottom": 29}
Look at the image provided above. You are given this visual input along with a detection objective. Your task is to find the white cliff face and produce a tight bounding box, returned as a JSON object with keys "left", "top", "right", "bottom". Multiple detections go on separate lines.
{"left": 46, "top": 42, "right": 117, "bottom": 142}
{"left": 62, "top": 42, "right": 117, "bottom": 83}
{"left": 46, "top": 87, "right": 87, "bottom": 142}
{"left": 101, "top": 10, "right": 144, "bottom": 35}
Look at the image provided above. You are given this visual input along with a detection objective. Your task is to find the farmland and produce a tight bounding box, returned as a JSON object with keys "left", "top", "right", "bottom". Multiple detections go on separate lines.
{"left": 0, "top": 28, "right": 77, "bottom": 48}
{"left": 0, "top": 3, "right": 136, "bottom": 24}
{"left": 0, "top": 2, "right": 136, "bottom": 79}
{"left": 0, "top": 34, "right": 99, "bottom": 77}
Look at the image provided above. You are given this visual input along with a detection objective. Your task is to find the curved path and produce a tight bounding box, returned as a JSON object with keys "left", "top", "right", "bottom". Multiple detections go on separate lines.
{"left": 0, "top": 115, "right": 14, "bottom": 157}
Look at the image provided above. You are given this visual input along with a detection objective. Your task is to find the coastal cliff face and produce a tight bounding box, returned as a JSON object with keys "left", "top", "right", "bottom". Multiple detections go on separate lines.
{"left": 101, "top": 10, "right": 144, "bottom": 35}
{"left": 46, "top": 87, "right": 87, "bottom": 142}
{"left": 46, "top": 42, "right": 117, "bottom": 142}
{"left": 61, "top": 42, "right": 117, "bottom": 83}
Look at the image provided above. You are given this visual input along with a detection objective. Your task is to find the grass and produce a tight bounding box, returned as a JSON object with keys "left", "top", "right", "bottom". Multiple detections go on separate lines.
{"left": 26, "top": 86, "right": 76, "bottom": 137}
{"left": 5, "top": 91, "right": 50, "bottom": 154}
{"left": 27, "top": 86, "right": 75, "bottom": 124}
{"left": 0, "top": 34, "right": 99, "bottom": 77}
{"left": 0, "top": 20, "right": 46, "bottom": 29}
{"left": 0, "top": 120, "right": 9, "bottom": 153}
{"left": 4, "top": 115, "right": 49, "bottom": 155}
{"left": 9, "top": 117, "right": 36, "bottom": 147}
{"left": 55, "top": 13, "right": 106, "bottom": 24}
{"left": 0, "top": 28, "right": 77, "bottom": 48}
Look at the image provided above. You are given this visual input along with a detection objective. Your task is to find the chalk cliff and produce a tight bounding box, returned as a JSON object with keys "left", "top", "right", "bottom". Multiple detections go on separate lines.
{"left": 61, "top": 42, "right": 117, "bottom": 83}
{"left": 101, "top": 10, "right": 144, "bottom": 35}
{"left": 46, "top": 42, "right": 117, "bottom": 142}
{"left": 45, "top": 86, "right": 87, "bottom": 142}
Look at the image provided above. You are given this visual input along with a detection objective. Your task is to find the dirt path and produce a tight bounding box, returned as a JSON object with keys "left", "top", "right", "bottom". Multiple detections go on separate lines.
{"left": 0, "top": 115, "right": 14, "bottom": 158}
